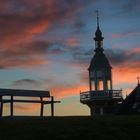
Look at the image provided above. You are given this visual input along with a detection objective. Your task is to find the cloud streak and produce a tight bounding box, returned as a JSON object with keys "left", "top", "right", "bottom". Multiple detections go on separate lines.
{"left": 106, "top": 47, "right": 140, "bottom": 69}
{"left": 13, "top": 79, "right": 40, "bottom": 86}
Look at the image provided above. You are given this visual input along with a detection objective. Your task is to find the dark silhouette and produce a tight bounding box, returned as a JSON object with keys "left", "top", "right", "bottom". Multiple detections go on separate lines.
{"left": 80, "top": 11, "right": 123, "bottom": 116}
{"left": 118, "top": 79, "right": 140, "bottom": 114}
{"left": 0, "top": 88, "right": 60, "bottom": 117}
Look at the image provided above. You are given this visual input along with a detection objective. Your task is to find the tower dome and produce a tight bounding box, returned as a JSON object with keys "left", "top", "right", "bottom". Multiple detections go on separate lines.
{"left": 88, "top": 52, "right": 112, "bottom": 71}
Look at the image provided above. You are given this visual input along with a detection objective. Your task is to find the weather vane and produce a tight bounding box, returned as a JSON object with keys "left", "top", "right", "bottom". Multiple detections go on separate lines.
{"left": 137, "top": 77, "right": 140, "bottom": 85}
{"left": 95, "top": 10, "right": 99, "bottom": 27}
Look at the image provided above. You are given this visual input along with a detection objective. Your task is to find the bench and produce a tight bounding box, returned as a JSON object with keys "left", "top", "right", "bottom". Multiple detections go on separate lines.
{"left": 0, "top": 88, "right": 60, "bottom": 117}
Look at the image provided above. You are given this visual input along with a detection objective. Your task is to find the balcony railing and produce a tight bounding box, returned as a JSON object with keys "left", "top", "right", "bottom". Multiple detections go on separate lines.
{"left": 80, "top": 90, "right": 122, "bottom": 101}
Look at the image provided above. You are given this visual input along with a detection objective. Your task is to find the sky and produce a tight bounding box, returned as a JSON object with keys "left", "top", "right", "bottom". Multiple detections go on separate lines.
{"left": 0, "top": 0, "right": 140, "bottom": 116}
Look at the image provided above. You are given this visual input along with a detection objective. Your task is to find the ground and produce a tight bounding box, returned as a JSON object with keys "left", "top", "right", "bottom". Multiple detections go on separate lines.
{"left": 0, "top": 115, "right": 140, "bottom": 140}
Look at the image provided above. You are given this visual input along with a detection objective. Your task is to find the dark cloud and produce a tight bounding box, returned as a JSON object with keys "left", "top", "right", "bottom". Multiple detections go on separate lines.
{"left": 106, "top": 48, "right": 140, "bottom": 67}
{"left": 0, "top": 41, "right": 51, "bottom": 68}
{"left": 13, "top": 79, "right": 40, "bottom": 86}
{"left": 27, "top": 41, "right": 52, "bottom": 53}
{"left": 0, "top": 40, "right": 66, "bottom": 68}
{"left": 106, "top": 49, "right": 130, "bottom": 65}
{"left": 71, "top": 48, "right": 94, "bottom": 64}
{"left": 57, "top": 46, "right": 94, "bottom": 68}
{"left": 123, "top": 0, "right": 140, "bottom": 12}
{"left": 68, "top": 47, "right": 140, "bottom": 72}
{"left": 0, "top": 66, "right": 5, "bottom": 69}
{"left": 6, "top": 41, "right": 51, "bottom": 56}
{"left": 73, "top": 19, "right": 86, "bottom": 32}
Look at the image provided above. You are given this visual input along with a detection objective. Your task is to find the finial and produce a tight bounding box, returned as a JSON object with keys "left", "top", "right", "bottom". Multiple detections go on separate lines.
{"left": 137, "top": 77, "right": 139, "bottom": 85}
{"left": 95, "top": 10, "right": 99, "bottom": 27}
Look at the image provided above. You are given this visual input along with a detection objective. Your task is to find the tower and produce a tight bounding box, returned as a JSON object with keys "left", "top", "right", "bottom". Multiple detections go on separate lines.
{"left": 80, "top": 12, "right": 123, "bottom": 116}
{"left": 89, "top": 11, "right": 112, "bottom": 92}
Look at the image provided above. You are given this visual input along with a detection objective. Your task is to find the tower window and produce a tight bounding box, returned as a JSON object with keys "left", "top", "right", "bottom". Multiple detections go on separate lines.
{"left": 107, "top": 80, "right": 111, "bottom": 90}
{"left": 95, "top": 41, "right": 103, "bottom": 48}
{"left": 98, "top": 80, "right": 103, "bottom": 90}
{"left": 91, "top": 81, "right": 95, "bottom": 91}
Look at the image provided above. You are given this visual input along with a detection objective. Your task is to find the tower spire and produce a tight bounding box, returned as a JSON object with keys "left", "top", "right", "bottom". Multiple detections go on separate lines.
{"left": 96, "top": 10, "right": 99, "bottom": 27}
{"left": 94, "top": 10, "right": 104, "bottom": 52}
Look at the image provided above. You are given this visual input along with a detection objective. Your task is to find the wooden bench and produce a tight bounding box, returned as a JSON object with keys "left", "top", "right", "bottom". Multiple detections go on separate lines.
{"left": 0, "top": 88, "right": 60, "bottom": 117}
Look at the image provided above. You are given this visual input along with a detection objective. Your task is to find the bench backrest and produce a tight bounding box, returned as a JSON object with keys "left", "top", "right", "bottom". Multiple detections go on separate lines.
{"left": 0, "top": 88, "right": 50, "bottom": 97}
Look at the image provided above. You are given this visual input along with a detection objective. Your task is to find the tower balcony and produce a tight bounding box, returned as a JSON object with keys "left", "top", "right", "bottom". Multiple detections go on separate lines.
{"left": 80, "top": 90, "right": 122, "bottom": 102}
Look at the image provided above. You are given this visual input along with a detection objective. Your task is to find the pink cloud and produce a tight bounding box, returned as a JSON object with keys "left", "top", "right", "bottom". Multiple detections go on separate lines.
{"left": 65, "top": 38, "right": 79, "bottom": 47}
{"left": 0, "top": 0, "right": 87, "bottom": 68}
{"left": 110, "top": 31, "right": 140, "bottom": 39}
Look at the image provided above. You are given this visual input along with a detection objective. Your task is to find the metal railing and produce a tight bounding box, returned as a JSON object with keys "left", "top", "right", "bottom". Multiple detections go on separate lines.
{"left": 80, "top": 90, "right": 122, "bottom": 101}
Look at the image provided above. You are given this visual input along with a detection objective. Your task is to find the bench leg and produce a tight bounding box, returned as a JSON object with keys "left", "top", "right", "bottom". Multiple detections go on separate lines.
{"left": 51, "top": 96, "right": 54, "bottom": 117}
{"left": 40, "top": 97, "right": 44, "bottom": 117}
{"left": 10, "top": 95, "right": 14, "bottom": 117}
{"left": 0, "top": 96, "right": 3, "bottom": 117}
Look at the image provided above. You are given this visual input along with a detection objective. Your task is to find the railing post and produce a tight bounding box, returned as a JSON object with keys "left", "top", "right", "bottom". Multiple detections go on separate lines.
{"left": 120, "top": 89, "right": 122, "bottom": 97}
{"left": 89, "top": 91, "right": 91, "bottom": 99}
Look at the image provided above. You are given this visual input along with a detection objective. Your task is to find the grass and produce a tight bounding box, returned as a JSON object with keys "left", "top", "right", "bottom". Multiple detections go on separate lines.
{"left": 0, "top": 115, "right": 140, "bottom": 140}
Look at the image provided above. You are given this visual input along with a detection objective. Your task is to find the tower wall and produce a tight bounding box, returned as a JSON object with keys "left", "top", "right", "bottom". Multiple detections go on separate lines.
{"left": 87, "top": 99, "right": 120, "bottom": 116}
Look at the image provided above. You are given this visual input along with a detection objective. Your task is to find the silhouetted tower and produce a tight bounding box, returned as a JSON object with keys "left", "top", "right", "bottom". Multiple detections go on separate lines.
{"left": 89, "top": 11, "right": 113, "bottom": 92}
{"left": 80, "top": 11, "right": 123, "bottom": 116}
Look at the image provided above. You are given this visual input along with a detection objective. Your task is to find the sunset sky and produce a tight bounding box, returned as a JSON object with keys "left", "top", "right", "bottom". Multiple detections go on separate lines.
{"left": 0, "top": 0, "right": 140, "bottom": 116}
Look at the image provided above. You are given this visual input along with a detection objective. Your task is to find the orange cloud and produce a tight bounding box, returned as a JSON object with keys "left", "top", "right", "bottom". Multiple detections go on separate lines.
{"left": 0, "top": 16, "right": 50, "bottom": 46}
{"left": 0, "top": 41, "right": 52, "bottom": 68}
{"left": 50, "top": 84, "right": 89, "bottom": 99}
{"left": 65, "top": 38, "right": 79, "bottom": 47}
{"left": 0, "top": 0, "right": 87, "bottom": 68}
{"left": 113, "top": 66, "right": 139, "bottom": 85}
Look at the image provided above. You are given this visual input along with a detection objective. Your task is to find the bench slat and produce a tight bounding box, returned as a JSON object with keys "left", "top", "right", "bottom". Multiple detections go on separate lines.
{"left": 0, "top": 88, "right": 50, "bottom": 97}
